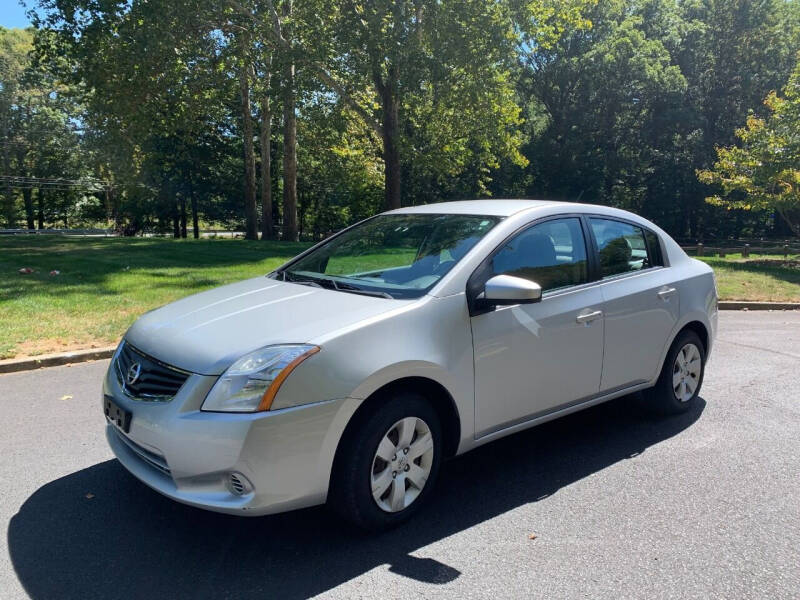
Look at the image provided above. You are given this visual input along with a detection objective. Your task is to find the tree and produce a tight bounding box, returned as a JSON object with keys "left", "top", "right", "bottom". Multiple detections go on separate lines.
{"left": 250, "top": 0, "right": 551, "bottom": 209}
{"left": 663, "top": 0, "right": 800, "bottom": 237}
{"left": 27, "top": 0, "right": 800, "bottom": 241}
{"left": 516, "top": 0, "right": 686, "bottom": 210}
{"left": 258, "top": 52, "right": 274, "bottom": 240}
{"left": 236, "top": 31, "right": 259, "bottom": 240}
{"left": 698, "top": 56, "right": 800, "bottom": 236}
{"left": 0, "top": 28, "right": 33, "bottom": 227}
{"left": 280, "top": 0, "right": 298, "bottom": 241}
{"left": 508, "top": 0, "right": 800, "bottom": 240}
{"left": 328, "top": 0, "right": 531, "bottom": 208}
{"left": 0, "top": 27, "right": 88, "bottom": 229}
{"left": 295, "top": 91, "right": 384, "bottom": 237}
{"left": 35, "top": 0, "right": 259, "bottom": 236}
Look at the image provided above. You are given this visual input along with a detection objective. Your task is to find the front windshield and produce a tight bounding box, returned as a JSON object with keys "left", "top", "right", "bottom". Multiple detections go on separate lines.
{"left": 278, "top": 213, "right": 501, "bottom": 299}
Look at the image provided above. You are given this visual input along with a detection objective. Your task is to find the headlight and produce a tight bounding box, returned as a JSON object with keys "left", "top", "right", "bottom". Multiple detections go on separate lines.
{"left": 201, "top": 344, "right": 319, "bottom": 412}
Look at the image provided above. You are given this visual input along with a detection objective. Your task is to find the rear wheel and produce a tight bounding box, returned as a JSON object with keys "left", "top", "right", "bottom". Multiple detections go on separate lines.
{"left": 329, "top": 393, "right": 442, "bottom": 531}
{"left": 645, "top": 329, "right": 706, "bottom": 415}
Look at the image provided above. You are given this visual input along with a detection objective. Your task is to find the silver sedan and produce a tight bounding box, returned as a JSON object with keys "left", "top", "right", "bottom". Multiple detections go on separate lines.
{"left": 103, "top": 200, "right": 717, "bottom": 530}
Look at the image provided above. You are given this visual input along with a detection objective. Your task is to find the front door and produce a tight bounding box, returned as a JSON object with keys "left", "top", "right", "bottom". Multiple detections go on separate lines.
{"left": 471, "top": 217, "right": 605, "bottom": 437}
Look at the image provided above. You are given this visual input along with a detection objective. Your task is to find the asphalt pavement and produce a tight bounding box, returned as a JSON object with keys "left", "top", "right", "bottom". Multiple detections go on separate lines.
{"left": 1, "top": 311, "right": 798, "bottom": 599}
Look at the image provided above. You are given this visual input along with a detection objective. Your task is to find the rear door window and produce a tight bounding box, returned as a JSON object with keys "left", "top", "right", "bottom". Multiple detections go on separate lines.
{"left": 589, "top": 218, "right": 655, "bottom": 278}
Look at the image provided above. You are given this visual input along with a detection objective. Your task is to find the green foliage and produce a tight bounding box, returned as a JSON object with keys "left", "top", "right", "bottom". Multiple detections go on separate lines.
{"left": 11, "top": 0, "right": 800, "bottom": 240}
{"left": 0, "top": 26, "right": 90, "bottom": 228}
{"left": 324, "top": 0, "right": 531, "bottom": 205}
{"left": 517, "top": 0, "right": 688, "bottom": 209}
{"left": 296, "top": 98, "right": 385, "bottom": 236}
{"left": 510, "top": 0, "right": 800, "bottom": 239}
{"left": 699, "top": 56, "right": 800, "bottom": 236}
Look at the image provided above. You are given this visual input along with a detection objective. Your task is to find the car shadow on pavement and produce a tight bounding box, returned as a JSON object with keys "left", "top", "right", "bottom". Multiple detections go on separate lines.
{"left": 8, "top": 394, "right": 704, "bottom": 600}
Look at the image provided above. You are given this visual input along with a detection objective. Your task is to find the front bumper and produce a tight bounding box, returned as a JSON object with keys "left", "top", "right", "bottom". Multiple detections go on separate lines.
{"left": 102, "top": 363, "right": 356, "bottom": 516}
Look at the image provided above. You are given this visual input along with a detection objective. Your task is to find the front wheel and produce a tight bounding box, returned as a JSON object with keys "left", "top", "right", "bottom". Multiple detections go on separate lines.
{"left": 645, "top": 329, "right": 706, "bottom": 415}
{"left": 329, "top": 393, "right": 442, "bottom": 531}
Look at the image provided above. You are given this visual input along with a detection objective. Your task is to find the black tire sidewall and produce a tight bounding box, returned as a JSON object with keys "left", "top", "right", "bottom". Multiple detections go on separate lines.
{"left": 331, "top": 393, "right": 443, "bottom": 531}
{"left": 652, "top": 330, "right": 706, "bottom": 414}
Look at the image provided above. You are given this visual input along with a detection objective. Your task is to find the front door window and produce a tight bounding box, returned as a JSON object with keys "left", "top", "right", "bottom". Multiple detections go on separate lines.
{"left": 491, "top": 218, "right": 588, "bottom": 292}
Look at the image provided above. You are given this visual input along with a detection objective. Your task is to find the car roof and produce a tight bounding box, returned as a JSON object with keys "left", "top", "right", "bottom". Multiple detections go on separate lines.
{"left": 388, "top": 199, "right": 562, "bottom": 217}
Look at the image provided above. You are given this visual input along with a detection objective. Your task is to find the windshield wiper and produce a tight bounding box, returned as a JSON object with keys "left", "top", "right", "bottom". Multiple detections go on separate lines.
{"left": 317, "top": 277, "right": 394, "bottom": 299}
{"left": 334, "top": 284, "right": 394, "bottom": 299}
{"left": 282, "top": 271, "right": 393, "bottom": 299}
{"left": 294, "top": 279, "right": 324, "bottom": 289}
{"left": 280, "top": 271, "right": 321, "bottom": 286}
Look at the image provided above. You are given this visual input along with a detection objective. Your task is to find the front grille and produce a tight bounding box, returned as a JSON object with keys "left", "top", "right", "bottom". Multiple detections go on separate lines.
{"left": 115, "top": 341, "right": 189, "bottom": 401}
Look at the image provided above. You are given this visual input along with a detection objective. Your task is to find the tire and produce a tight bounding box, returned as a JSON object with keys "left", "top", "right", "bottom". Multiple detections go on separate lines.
{"left": 329, "top": 392, "right": 443, "bottom": 531}
{"left": 645, "top": 329, "right": 706, "bottom": 415}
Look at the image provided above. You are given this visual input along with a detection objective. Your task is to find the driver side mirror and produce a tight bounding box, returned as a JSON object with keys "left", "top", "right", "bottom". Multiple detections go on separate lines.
{"left": 481, "top": 274, "right": 542, "bottom": 306}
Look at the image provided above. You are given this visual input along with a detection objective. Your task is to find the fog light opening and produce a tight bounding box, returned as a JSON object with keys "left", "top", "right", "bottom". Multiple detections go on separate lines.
{"left": 227, "top": 472, "right": 253, "bottom": 496}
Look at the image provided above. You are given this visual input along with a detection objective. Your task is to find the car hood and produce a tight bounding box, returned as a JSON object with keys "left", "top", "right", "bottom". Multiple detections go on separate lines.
{"left": 125, "top": 277, "right": 411, "bottom": 375}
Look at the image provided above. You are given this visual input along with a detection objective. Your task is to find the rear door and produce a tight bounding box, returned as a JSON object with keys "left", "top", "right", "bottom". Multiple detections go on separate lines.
{"left": 588, "top": 217, "right": 680, "bottom": 392}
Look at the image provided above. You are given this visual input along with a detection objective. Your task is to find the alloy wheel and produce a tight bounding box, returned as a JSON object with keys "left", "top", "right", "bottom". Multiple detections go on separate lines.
{"left": 370, "top": 416, "right": 435, "bottom": 513}
{"left": 672, "top": 343, "right": 702, "bottom": 402}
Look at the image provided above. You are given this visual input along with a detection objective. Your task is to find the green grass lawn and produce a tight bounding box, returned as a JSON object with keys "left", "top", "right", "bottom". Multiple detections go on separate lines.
{"left": 0, "top": 236, "right": 309, "bottom": 359}
{"left": 0, "top": 237, "right": 798, "bottom": 360}
{"left": 697, "top": 254, "right": 800, "bottom": 303}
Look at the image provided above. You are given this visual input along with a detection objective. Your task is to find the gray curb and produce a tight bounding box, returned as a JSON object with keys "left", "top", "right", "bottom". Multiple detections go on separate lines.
{"left": 718, "top": 301, "right": 800, "bottom": 311}
{"left": 0, "top": 346, "right": 117, "bottom": 375}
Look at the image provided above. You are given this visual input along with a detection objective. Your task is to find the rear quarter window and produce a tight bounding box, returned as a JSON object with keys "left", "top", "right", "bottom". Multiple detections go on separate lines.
{"left": 644, "top": 230, "right": 664, "bottom": 267}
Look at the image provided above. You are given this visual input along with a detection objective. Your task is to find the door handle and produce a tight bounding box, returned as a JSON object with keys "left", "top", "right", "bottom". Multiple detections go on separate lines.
{"left": 576, "top": 309, "right": 603, "bottom": 324}
{"left": 658, "top": 287, "right": 677, "bottom": 300}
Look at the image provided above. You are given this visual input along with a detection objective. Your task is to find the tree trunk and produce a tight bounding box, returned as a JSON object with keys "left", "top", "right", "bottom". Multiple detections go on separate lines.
{"left": 189, "top": 177, "right": 199, "bottom": 239}
{"left": 777, "top": 206, "right": 800, "bottom": 237}
{"left": 169, "top": 187, "right": 180, "bottom": 238}
{"left": 298, "top": 189, "right": 305, "bottom": 239}
{"left": 2, "top": 184, "right": 12, "bottom": 228}
{"left": 260, "top": 69, "right": 273, "bottom": 240}
{"left": 105, "top": 188, "right": 112, "bottom": 224}
{"left": 378, "top": 66, "right": 401, "bottom": 210}
{"left": 282, "top": 79, "right": 298, "bottom": 241}
{"left": 239, "top": 42, "right": 259, "bottom": 241}
{"left": 282, "top": 99, "right": 298, "bottom": 241}
{"left": 112, "top": 189, "right": 121, "bottom": 231}
{"left": 173, "top": 208, "right": 180, "bottom": 238}
{"left": 37, "top": 188, "right": 44, "bottom": 229}
{"left": 282, "top": 0, "right": 298, "bottom": 242}
{"left": 1, "top": 130, "right": 13, "bottom": 227}
{"left": 23, "top": 187, "right": 35, "bottom": 230}
{"left": 180, "top": 194, "right": 187, "bottom": 238}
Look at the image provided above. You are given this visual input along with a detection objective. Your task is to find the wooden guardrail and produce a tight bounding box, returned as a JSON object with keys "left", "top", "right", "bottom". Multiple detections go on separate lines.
{"left": 681, "top": 243, "right": 800, "bottom": 258}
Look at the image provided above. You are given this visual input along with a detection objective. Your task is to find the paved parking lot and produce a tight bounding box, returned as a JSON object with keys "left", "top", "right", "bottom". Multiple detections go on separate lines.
{"left": 1, "top": 311, "right": 798, "bottom": 599}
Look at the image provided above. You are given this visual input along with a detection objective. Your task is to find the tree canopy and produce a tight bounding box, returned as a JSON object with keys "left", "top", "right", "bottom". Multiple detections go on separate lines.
{"left": 699, "top": 55, "right": 800, "bottom": 236}
{"left": 0, "top": 0, "right": 798, "bottom": 240}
